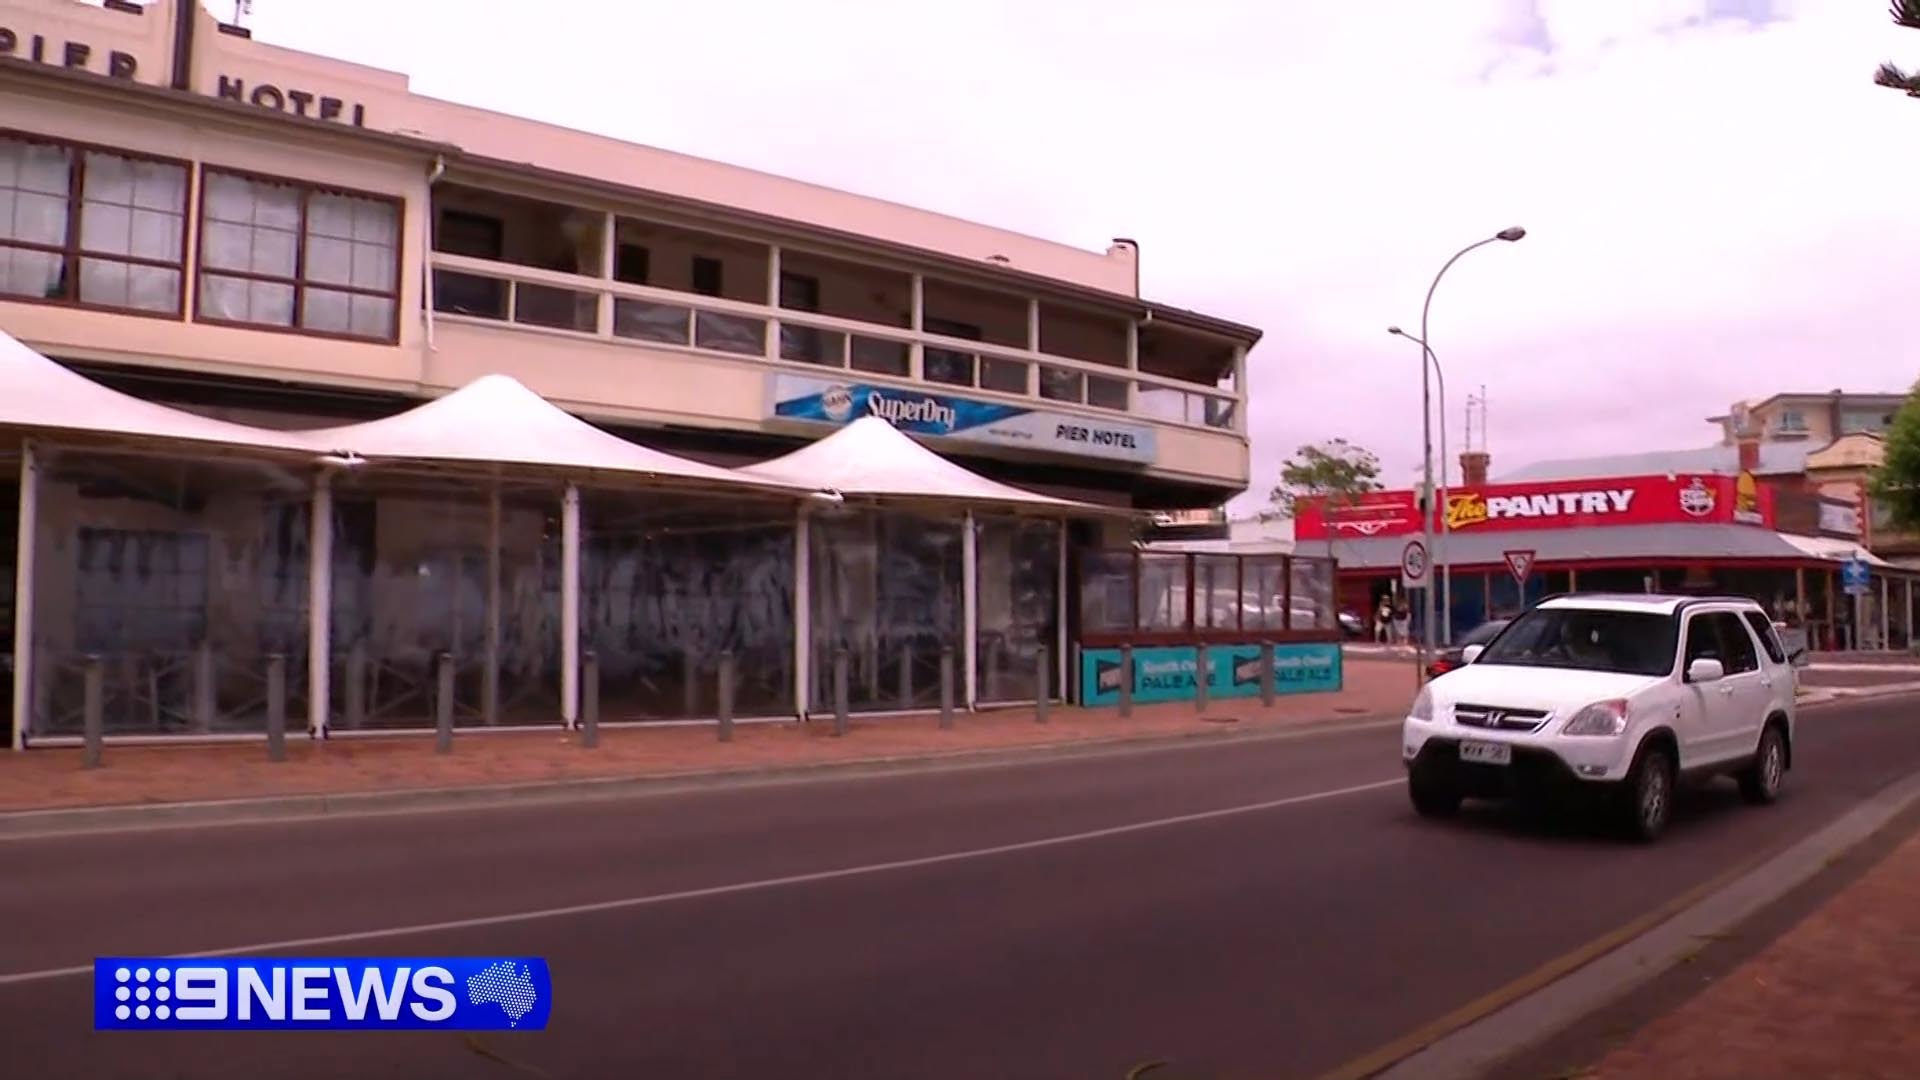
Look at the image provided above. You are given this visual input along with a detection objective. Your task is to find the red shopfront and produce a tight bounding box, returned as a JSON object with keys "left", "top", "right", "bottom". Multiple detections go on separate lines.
{"left": 1288, "top": 472, "right": 1877, "bottom": 641}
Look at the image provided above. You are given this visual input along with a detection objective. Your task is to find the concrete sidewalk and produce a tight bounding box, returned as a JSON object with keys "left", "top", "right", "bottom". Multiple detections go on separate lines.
{"left": 1585, "top": 824, "right": 1920, "bottom": 1079}
{"left": 0, "top": 659, "right": 1415, "bottom": 815}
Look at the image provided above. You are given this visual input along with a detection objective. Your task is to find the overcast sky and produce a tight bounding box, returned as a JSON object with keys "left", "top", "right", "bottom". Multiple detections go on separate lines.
{"left": 248, "top": 0, "right": 1920, "bottom": 511}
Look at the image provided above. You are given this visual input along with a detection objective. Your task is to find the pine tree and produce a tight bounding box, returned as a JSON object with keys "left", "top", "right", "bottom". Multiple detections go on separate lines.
{"left": 1875, "top": 1, "right": 1920, "bottom": 95}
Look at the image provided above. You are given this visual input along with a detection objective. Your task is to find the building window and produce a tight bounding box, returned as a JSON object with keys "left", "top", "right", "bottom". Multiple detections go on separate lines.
{"left": 779, "top": 271, "right": 819, "bottom": 312}
{"left": 1776, "top": 409, "right": 1807, "bottom": 432}
{"left": 691, "top": 255, "right": 724, "bottom": 297}
{"left": 435, "top": 209, "right": 503, "bottom": 260}
{"left": 0, "top": 135, "right": 188, "bottom": 314}
{"left": 197, "top": 169, "right": 400, "bottom": 341}
{"left": 614, "top": 243, "right": 650, "bottom": 285}
{"left": 1840, "top": 412, "right": 1883, "bottom": 435}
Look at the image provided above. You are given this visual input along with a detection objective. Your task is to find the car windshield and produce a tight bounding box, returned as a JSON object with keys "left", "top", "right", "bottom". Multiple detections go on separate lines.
{"left": 1475, "top": 608, "right": 1676, "bottom": 676}
{"left": 1460, "top": 619, "right": 1510, "bottom": 647}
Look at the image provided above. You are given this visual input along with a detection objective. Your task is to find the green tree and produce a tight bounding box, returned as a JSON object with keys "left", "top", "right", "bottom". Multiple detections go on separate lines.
{"left": 1875, "top": 0, "right": 1920, "bottom": 95}
{"left": 1269, "top": 438, "right": 1384, "bottom": 519}
{"left": 1871, "top": 386, "right": 1920, "bottom": 528}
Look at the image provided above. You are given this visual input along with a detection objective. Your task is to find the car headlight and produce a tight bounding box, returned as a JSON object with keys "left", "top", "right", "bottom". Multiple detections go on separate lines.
{"left": 1561, "top": 699, "right": 1629, "bottom": 737}
{"left": 1409, "top": 686, "right": 1436, "bottom": 723}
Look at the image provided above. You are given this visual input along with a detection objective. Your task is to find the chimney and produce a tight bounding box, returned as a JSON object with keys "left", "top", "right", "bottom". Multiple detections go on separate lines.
{"left": 1460, "top": 450, "right": 1490, "bottom": 487}
{"left": 1733, "top": 400, "right": 1761, "bottom": 473}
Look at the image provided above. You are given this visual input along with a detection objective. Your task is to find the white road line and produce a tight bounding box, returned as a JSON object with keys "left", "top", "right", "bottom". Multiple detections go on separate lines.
{"left": 0, "top": 776, "right": 1402, "bottom": 987}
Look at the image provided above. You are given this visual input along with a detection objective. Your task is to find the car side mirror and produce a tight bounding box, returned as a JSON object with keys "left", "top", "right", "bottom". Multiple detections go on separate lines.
{"left": 1789, "top": 648, "right": 1810, "bottom": 670}
{"left": 1461, "top": 644, "right": 1485, "bottom": 664}
{"left": 1687, "top": 658, "right": 1725, "bottom": 683}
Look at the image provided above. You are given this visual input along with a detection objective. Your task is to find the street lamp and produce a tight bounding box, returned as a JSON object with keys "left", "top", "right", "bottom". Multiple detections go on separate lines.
{"left": 1389, "top": 326, "right": 1448, "bottom": 646}
{"left": 1398, "top": 226, "right": 1525, "bottom": 666}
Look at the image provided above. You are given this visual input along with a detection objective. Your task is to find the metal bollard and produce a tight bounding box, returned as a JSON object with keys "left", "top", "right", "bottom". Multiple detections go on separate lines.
{"left": 434, "top": 652, "right": 454, "bottom": 754}
{"left": 193, "top": 641, "right": 215, "bottom": 732}
{"left": 265, "top": 654, "right": 287, "bottom": 762}
{"left": 1071, "top": 643, "right": 1082, "bottom": 708}
{"left": 345, "top": 642, "right": 367, "bottom": 730}
{"left": 1036, "top": 644, "right": 1050, "bottom": 724}
{"left": 1260, "top": 642, "right": 1276, "bottom": 707}
{"left": 82, "top": 654, "right": 104, "bottom": 769}
{"left": 683, "top": 650, "right": 697, "bottom": 719}
{"left": 581, "top": 650, "right": 600, "bottom": 749}
{"left": 938, "top": 646, "right": 954, "bottom": 730}
{"left": 833, "top": 648, "right": 850, "bottom": 737}
{"left": 717, "top": 650, "right": 736, "bottom": 743}
{"left": 1195, "top": 648, "right": 1210, "bottom": 713}
{"left": 898, "top": 643, "right": 914, "bottom": 709}
{"left": 1118, "top": 644, "right": 1134, "bottom": 718}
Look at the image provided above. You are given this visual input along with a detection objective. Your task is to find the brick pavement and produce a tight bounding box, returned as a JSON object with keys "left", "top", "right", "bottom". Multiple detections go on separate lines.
{"left": 0, "top": 658, "right": 1417, "bottom": 813}
{"left": 1587, "top": 827, "right": 1920, "bottom": 1080}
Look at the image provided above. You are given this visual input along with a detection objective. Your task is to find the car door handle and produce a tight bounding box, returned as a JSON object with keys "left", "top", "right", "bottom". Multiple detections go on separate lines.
{"left": 1719, "top": 685, "right": 1736, "bottom": 695}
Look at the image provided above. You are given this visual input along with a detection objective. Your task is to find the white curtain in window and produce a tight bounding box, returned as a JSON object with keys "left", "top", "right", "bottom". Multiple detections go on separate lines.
{"left": 0, "top": 139, "right": 72, "bottom": 256}
{"left": 81, "top": 152, "right": 186, "bottom": 262}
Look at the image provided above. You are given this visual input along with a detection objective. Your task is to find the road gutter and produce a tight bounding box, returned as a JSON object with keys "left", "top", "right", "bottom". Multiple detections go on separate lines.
{"left": 0, "top": 712, "right": 1400, "bottom": 840}
{"left": 1320, "top": 759, "right": 1920, "bottom": 1080}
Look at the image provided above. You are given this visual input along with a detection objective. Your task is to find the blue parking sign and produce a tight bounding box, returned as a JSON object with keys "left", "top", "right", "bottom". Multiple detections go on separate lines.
{"left": 1842, "top": 558, "right": 1871, "bottom": 595}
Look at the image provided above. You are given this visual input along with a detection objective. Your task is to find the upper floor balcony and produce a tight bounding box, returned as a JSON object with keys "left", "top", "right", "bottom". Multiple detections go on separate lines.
{"left": 424, "top": 182, "right": 1249, "bottom": 450}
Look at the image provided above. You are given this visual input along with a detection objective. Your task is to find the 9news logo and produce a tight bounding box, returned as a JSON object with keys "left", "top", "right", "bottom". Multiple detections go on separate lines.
{"left": 94, "top": 957, "right": 552, "bottom": 1031}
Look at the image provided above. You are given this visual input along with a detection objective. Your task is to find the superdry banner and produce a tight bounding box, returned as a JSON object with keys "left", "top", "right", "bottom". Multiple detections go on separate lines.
{"left": 766, "top": 374, "right": 1158, "bottom": 464}
{"left": 1294, "top": 473, "right": 1774, "bottom": 541}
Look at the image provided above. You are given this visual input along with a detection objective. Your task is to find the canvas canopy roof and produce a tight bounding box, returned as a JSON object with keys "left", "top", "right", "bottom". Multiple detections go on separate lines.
{"left": 0, "top": 329, "right": 318, "bottom": 453}
{"left": 740, "top": 416, "right": 1099, "bottom": 512}
{"left": 297, "top": 374, "right": 797, "bottom": 491}
{"left": 1293, "top": 523, "right": 1864, "bottom": 571}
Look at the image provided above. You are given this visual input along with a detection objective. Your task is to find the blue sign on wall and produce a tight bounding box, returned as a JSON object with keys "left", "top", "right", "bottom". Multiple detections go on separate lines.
{"left": 1078, "top": 643, "right": 1343, "bottom": 706}
{"left": 767, "top": 373, "right": 1159, "bottom": 464}
{"left": 1842, "top": 558, "right": 1872, "bottom": 595}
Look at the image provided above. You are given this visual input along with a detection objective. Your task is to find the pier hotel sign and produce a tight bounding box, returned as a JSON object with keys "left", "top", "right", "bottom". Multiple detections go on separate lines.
{"left": 0, "top": 22, "right": 139, "bottom": 78}
{"left": 0, "top": 7, "right": 368, "bottom": 127}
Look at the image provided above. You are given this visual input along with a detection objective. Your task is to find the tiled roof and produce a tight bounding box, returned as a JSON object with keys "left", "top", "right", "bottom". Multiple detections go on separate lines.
{"left": 1496, "top": 443, "right": 1808, "bottom": 483}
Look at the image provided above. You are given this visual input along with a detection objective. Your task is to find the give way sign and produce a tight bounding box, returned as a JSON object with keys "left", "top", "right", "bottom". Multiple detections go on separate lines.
{"left": 1503, "top": 549, "right": 1536, "bottom": 586}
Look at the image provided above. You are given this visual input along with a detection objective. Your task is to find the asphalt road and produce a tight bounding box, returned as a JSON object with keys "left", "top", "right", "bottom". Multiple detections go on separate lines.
{"left": 3, "top": 695, "right": 1918, "bottom": 1080}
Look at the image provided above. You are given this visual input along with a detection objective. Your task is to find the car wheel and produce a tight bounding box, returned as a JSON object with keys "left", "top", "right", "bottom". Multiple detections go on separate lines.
{"left": 1739, "top": 726, "right": 1787, "bottom": 806}
{"left": 1623, "top": 746, "right": 1675, "bottom": 843}
{"left": 1409, "top": 773, "right": 1462, "bottom": 819}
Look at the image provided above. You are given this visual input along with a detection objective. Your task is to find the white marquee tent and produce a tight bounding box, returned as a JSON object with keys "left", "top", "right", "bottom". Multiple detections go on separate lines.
{"left": 741, "top": 415, "right": 1097, "bottom": 511}
{"left": 0, "top": 329, "right": 318, "bottom": 453}
{"left": 299, "top": 374, "right": 799, "bottom": 492}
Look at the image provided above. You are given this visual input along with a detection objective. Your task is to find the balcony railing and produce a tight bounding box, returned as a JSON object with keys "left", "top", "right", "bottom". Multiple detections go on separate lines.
{"left": 429, "top": 254, "right": 1242, "bottom": 435}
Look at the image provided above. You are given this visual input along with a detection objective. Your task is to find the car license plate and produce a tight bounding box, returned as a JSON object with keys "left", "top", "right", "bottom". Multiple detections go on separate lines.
{"left": 1459, "top": 740, "right": 1511, "bottom": 766}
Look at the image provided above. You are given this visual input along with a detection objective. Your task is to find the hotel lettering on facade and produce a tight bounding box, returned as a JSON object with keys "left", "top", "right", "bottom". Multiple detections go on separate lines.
{"left": 0, "top": 1, "right": 1343, "bottom": 747}
{"left": 1295, "top": 468, "right": 1917, "bottom": 652}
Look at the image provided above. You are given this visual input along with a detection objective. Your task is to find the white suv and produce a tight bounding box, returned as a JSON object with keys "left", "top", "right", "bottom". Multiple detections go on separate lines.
{"left": 1402, "top": 594, "right": 1801, "bottom": 842}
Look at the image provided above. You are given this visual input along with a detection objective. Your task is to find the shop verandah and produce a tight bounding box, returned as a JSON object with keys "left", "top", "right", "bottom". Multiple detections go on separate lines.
{"left": 1333, "top": 555, "right": 1917, "bottom": 654}
{"left": 1305, "top": 522, "right": 1917, "bottom": 652}
{"left": 0, "top": 331, "right": 1107, "bottom": 748}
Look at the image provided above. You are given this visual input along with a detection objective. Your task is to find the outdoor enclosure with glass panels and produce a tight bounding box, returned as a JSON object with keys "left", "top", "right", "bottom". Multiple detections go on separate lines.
{"left": 27, "top": 450, "right": 317, "bottom": 737}
{"left": 808, "top": 507, "right": 964, "bottom": 714}
{"left": 327, "top": 474, "right": 559, "bottom": 731}
{"left": 581, "top": 492, "right": 795, "bottom": 720}
{"left": 1077, "top": 550, "right": 1342, "bottom": 645}
{"left": 974, "top": 516, "right": 1061, "bottom": 704}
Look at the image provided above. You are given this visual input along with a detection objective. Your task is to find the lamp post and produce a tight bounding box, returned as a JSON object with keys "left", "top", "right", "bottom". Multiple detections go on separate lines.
{"left": 1395, "top": 226, "right": 1525, "bottom": 662}
{"left": 1389, "top": 326, "right": 1448, "bottom": 644}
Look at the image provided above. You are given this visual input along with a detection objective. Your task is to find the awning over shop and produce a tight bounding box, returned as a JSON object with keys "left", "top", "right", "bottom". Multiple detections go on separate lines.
{"left": 297, "top": 374, "right": 794, "bottom": 491}
{"left": 0, "top": 329, "right": 318, "bottom": 453}
{"left": 1296, "top": 522, "right": 1875, "bottom": 571}
{"left": 1777, "top": 533, "right": 1898, "bottom": 569}
{"left": 739, "top": 415, "right": 1102, "bottom": 512}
